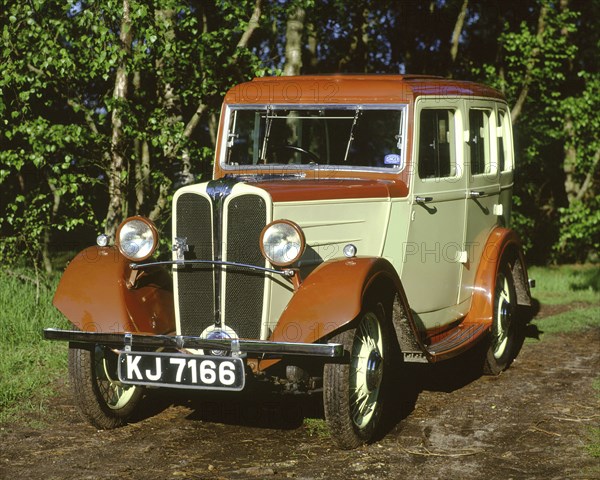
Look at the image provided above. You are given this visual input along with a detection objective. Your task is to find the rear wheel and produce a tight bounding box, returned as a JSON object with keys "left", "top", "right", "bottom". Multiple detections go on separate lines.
{"left": 483, "top": 262, "right": 521, "bottom": 375}
{"left": 324, "top": 302, "right": 390, "bottom": 449}
{"left": 68, "top": 344, "right": 144, "bottom": 429}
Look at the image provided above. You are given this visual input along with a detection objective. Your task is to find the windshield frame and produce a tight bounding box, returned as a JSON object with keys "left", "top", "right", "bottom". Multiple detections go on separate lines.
{"left": 219, "top": 103, "right": 409, "bottom": 175}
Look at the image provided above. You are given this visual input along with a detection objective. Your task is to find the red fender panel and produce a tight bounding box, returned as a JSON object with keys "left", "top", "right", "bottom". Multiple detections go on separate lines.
{"left": 464, "top": 227, "right": 530, "bottom": 327}
{"left": 268, "top": 257, "right": 403, "bottom": 344}
{"left": 53, "top": 246, "right": 175, "bottom": 334}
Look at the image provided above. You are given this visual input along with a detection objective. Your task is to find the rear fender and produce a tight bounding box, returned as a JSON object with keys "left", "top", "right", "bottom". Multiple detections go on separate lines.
{"left": 53, "top": 246, "right": 175, "bottom": 334}
{"left": 464, "top": 228, "right": 532, "bottom": 327}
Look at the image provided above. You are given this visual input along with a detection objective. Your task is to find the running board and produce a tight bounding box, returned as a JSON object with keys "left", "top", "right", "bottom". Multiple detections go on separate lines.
{"left": 402, "top": 323, "right": 489, "bottom": 364}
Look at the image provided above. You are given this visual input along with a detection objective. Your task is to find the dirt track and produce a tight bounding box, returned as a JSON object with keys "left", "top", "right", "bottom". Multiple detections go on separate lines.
{"left": 1, "top": 310, "right": 599, "bottom": 480}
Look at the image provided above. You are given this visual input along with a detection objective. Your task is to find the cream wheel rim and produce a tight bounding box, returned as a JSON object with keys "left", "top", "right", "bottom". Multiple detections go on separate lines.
{"left": 349, "top": 311, "right": 384, "bottom": 429}
{"left": 492, "top": 273, "right": 512, "bottom": 359}
{"left": 95, "top": 346, "right": 138, "bottom": 410}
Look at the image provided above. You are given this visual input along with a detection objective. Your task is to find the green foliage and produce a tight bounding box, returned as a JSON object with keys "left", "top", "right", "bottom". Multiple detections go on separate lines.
{"left": 0, "top": 0, "right": 598, "bottom": 264}
{"left": 555, "top": 200, "right": 600, "bottom": 262}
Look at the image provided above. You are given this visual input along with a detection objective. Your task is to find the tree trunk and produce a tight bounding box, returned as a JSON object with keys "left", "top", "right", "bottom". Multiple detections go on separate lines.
{"left": 104, "top": 0, "right": 133, "bottom": 237}
{"left": 42, "top": 177, "right": 61, "bottom": 274}
{"left": 283, "top": 7, "right": 305, "bottom": 76}
{"left": 237, "top": 0, "right": 261, "bottom": 49}
{"left": 133, "top": 71, "right": 150, "bottom": 212}
{"left": 450, "top": 0, "right": 468, "bottom": 63}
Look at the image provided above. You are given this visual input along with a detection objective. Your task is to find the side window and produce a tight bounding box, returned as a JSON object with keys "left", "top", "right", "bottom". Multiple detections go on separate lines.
{"left": 468, "top": 109, "right": 492, "bottom": 175}
{"left": 497, "top": 109, "right": 512, "bottom": 172}
{"left": 418, "top": 109, "right": 456, "bottom": 179}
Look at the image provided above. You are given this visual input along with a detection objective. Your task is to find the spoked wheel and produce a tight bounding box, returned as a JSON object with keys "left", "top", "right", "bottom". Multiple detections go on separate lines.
{"left": 68, "top": 344, "right": 144, "bottom": 429}
{"left": 483, "top": 262, "right": 521, "bottom": 375}
{"left": 324, "top": 302, "right": 390, "bottom": 449}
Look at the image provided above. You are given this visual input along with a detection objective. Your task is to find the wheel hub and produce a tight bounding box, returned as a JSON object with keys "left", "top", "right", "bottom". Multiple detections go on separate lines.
{"left": 365, "top": 350, "right": 383, "bottom": 391}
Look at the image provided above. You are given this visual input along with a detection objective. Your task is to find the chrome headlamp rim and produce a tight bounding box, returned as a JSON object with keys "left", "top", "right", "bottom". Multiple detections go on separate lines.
{"left": 259, "top": 219, "right": 306, "bottom": 267}
{"left": 115, "top": 216, "right": 159, "bottom": 262}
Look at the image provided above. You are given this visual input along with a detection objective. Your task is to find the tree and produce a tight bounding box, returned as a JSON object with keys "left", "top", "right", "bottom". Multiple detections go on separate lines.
{"left": 1, "top": 0, "right": 268, "bottom": 269}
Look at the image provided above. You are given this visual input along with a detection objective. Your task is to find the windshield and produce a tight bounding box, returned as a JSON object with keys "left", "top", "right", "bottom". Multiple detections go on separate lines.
{"left": 223, "top": 106, "right": 406, "bottom": 171}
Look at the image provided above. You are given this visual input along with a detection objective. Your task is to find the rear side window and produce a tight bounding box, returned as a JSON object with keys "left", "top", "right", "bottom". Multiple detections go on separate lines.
{"left": 469, "top": 109, "right": 492, "bottom": 175}
{"left": 418, "top": 109, "right": 456, "bottom": 179}
{"left": 497, "top": 109, "right": 512, "bottom": 172}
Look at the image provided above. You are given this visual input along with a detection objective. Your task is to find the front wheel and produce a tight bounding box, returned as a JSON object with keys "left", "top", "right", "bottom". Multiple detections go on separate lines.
{"left": 483, "top": 262, "right": 522, "bottom": 375}
{"left": 323, "top": 303, "right": 390, "bottom": 449}
{"left": 68, "top": 344, "right": 144, "bottom": 429}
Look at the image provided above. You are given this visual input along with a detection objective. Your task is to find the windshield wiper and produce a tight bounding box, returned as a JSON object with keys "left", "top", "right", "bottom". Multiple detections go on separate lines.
{"left": 343, "top": 107, "right": 362, "bottom": 162}
{"left": 259, "top": 106, "right": 274, "bottom": 164}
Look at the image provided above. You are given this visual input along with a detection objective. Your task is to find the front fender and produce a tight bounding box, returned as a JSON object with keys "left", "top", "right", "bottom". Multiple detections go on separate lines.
{"left": 53, "top": 246, "right": 175, "bottom": 334}
{"left": 268, "top": 257, "right": 404, "bottom": 345}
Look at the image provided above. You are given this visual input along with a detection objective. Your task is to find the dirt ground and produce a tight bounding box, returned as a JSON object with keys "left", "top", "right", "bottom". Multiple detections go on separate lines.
{"left": 1, "top": 306, "right": 599, "bottom": 480}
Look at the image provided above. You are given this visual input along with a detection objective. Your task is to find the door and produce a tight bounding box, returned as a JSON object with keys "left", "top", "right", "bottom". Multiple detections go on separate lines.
{"left": 460, "top": 101, "right": 503, "bottom": 304}
{"left": 402, "top": 102, "right": 467, "bottom": 322}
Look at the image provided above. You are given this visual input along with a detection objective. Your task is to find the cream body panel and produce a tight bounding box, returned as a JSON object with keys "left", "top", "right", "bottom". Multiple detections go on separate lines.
{"left": 412, "top": 298, "right": 472, "bottom": 331}
{"left": 274, "top": 198, "right": 390, "bottom": 262}
{"left": 267, "top": 197, "right": 391, "bottom": 332}
{"left": 382, "top": 198, "right": 416, "bottom": 277}
{"left": 402, "top": 99, "right": 467, "bottom": 322}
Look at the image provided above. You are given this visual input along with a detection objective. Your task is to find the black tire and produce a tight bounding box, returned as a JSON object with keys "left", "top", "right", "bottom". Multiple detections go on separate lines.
{"left": 323, "top": 301, "right": 390, "bottom": 449}
{"left": 68, "top": 344, "right": 144, "bottom": 429}
{"left": 483, "top": 262, "right": 522, "bottom": 375}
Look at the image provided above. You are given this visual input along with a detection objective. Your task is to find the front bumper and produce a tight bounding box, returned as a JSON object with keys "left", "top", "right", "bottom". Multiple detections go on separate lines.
{"left": 43, "top": 328, "right": 344, "bottom": 359}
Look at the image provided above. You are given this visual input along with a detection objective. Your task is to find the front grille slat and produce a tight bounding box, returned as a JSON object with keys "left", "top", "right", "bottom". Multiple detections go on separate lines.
{"left": 224, "top": 194, "right": 267, "bottom": 339}
{"left": 175, "top": 193, "right": 215, "bottom": 336}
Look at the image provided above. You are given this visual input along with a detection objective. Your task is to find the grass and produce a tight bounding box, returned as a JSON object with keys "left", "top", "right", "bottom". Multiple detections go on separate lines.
{"left": 303, "top": 418, "right": 330, "bottom": 438}
{"left": 0, "top": 267, "right": 70, "bottom": 424}
{"left": 528, "top": 264, "right": 600, "bottom": 305}
{"left": 528, "top": 264, "right": 600, "bottom": 338}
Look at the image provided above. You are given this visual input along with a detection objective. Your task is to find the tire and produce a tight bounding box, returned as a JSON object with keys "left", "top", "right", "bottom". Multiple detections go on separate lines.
{"left": 68, "top": 344, "right": 144, "bottom": 429}
{"left": 323, "top": 301, "right": 390, "bottom": 449}
{"left": 483, "top": 262, "right": 521, "bottom": 375}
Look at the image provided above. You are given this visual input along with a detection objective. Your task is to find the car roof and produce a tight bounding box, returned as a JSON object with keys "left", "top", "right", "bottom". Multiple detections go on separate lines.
{"left": 224, "top": 74, "right": 505, "bottom": 105}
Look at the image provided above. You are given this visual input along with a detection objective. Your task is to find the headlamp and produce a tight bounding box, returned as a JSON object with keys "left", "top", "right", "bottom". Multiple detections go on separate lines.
{"left": 116, "top": 216, "right": 158, "bottom": 261}
{"left": 260, "top": 220, "right": 305, "bottom": 267}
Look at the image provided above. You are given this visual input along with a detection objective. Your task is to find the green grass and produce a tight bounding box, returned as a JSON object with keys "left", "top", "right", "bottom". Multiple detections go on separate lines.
{"left": 303, "top": 418, "right": 330, "bottom": 438}
{"left": 528, "top": 264, "right": 600, "bottom": 339}
{"left": 528, "top": 264, "right": 600, "bottom": 305}
{"left": 0, "top": 268, "right": 70, "bottom": 424}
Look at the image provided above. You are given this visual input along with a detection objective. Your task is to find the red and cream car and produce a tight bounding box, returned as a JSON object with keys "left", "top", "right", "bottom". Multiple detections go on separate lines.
{"left": 45, "top": 75, "right": 532, "bottom": 449}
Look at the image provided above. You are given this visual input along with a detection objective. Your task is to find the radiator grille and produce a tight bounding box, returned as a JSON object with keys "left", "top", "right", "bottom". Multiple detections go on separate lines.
{"left": 175, "top": 193, "right": 215, "bottom": 336}
{"left": 224, "top": 194, "right": 267, "bottom": 339}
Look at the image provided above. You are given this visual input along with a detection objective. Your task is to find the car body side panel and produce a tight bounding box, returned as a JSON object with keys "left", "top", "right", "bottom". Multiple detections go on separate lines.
{"left": 53, "top": 246, "right": 175, "bottom": 335}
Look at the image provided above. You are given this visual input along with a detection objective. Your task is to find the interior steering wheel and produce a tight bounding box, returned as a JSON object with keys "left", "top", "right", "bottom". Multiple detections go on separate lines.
{"left": 272, "top": 144, "right": 320, "bottom": 163}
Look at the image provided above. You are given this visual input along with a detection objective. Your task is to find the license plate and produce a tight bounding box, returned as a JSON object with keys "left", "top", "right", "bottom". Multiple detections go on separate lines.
{"left": 117, "top": 351, "right": 245, "bottom": 391}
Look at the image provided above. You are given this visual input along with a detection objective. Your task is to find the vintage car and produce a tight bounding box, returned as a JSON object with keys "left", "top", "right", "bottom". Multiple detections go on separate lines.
{"left": 45, "top": 74, "right": 533, "bottom": 449}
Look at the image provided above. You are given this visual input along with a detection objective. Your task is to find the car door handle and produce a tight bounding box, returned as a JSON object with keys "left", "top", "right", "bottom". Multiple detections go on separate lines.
{"left": 415, "top": 196, "right": 434, "bottom": 203}
{"left": 469, "top": 190, "right": 485, "bottom": 198}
